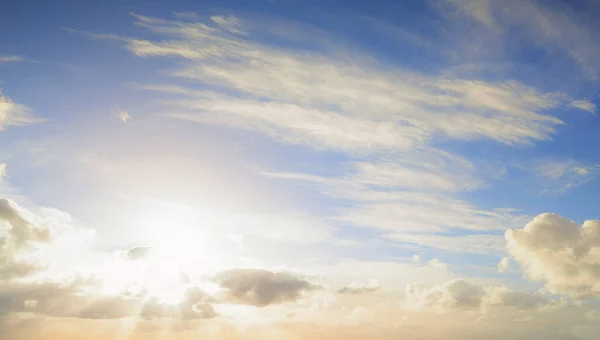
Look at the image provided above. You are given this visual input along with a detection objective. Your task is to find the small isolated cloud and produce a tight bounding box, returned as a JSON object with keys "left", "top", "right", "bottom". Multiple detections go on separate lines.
{"left": 213, "top": 268, "right": 318, "bottom": 307}
{"left": 411, "top": 254, "right": 421, "bottom": 263}
{"left": 570, "top": 100, "right": 596, "bottom": 113}
{"left": 506, "top": 213, "right": 600, "bottom": 298}
{"left": 210, "top": 15, "right": 247, "bottom": 35}
{"left": 338, "top": 281, "right": 380, "bottom": 295}
{"left": 427, "top": 258, "right": 448, "bottom": 268}
{"left": 404, "top": 279, "right": 551, "bottom": 312}
{"left": 0, "top": 56, "right": 25, "bottom": 63}
{"left": 173, "top": 12, "right": 199, "bottom": 20}
{"left": 121, "top": 245, "right": 153, "bottom": 260}
{"left": 0, "top": 90, "right": 43, "bottom": 130}
{"left": 115, "top": 107, "right": 132, "bottom": 124}
{"left": 497, "top": 257, "right": 510, "bottom": 273}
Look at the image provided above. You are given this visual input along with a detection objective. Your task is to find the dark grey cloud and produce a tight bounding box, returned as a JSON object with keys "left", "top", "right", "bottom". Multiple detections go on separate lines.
{"left": 214, "top": 268, "right": 318, "bottom": 307}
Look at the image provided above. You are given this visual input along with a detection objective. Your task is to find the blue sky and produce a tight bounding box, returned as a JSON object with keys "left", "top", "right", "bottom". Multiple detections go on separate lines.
{"left": 3, "top": 0, "right": 600, "bottom": 339}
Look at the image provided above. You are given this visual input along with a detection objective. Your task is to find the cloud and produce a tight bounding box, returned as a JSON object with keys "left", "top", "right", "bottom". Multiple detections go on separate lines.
{"left": 172, "top": 12, "right": 198, "bottom": 19}
{"left": 387, "top": 233, "right": 505, "bottom": 255}
{"left": 0, "top": 197, "right": 51, "bottom": 251}
{"left": 0, "top": 279, "right": 216, "bottom": 321}
{"left": 535, "top": 159, "right": 600, "bottom": 193}
{"left": 114, "top": 13, "right": 589, "bottom": 154}
{"left": 337, "top": 282, "right": 380, "bottom": 295}
{"left": 506, "top": 213, "right": 600, "bottom": 298}
{"left": 571, "top": 100, "right": 596, "bottom": 113}
{"left": 445, "top": 0, "right": 497, "bottom": 29}
{"left": 266, "top": 155, "right": 528, "bottom": 234}
{"left": 497, "top": 257, "right": 510, "bottom": 273}
{"left": 0, "top": 56, "right": 25, "bottom": 63}
{"left": 0, "top": 164, "right": 5, "bottom": 183}
{"left": 122, "top": 245, "right": 153, "bottom": 260}
{"left": 211, "top": 15, "right": 247, "bottom": 35}
{"left": 214, "top": 268, "right": 319, "bottom": 307}
{"left": 427, "top": 258, "right": 448, "bottom": 269}
{"left": 0, "top": 90, "right": 43, "bottom": 130}
{"left": 138, "top": 288, "right": 216, "bottom": 320}
{"left": 444, "top": 0, "right": 600, "bottom": 77}
{"left": 115, "top": 107, "right": 132, "bottom": 124}
{"left": 404, "top": 278, "right": 551, "bottom": 311}
{"left": 0, "top": 198, "right": 96, "bottom": 282}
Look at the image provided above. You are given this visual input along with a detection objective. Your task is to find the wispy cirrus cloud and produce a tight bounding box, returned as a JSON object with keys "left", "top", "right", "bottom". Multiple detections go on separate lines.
{"left": 110, "top": 13, "right": 593, "bottom": 152}
{"left": 78, "top": 12, "right": 589, "bottom": 257}
{"left": 0, "top": 56, "right": 25, "bottom": 63}
{"left": 534, "top": 159, "right": 600, "bottom": 194}
{"left": 0, "top": 90, "right": 43, "bottom": 130}
{"left": 444, "top": 0, "right": 600, "bottom": 78}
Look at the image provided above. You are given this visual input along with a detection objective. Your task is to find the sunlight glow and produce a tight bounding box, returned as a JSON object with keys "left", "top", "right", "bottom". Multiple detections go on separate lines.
{"left": 100, "top": 201, "right": 230, "bottom": 305}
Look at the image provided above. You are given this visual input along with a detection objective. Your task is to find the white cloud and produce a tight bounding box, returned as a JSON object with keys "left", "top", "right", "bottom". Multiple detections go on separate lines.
{"left": 119, "top": 13, "right": 587, "bottom": 153}
{"left": 0, "top": 90, "right": 42, "bottom": 130}
{"left": 211, "top": 15, "right": 247, "bottom": 35}
{"left": 497, "top": 257, "right": 510, "bottom": 273}
{"left": 0, "top": 163, "right": 5, "bottom": 183}
{"left": 445, "top": 0, "right": 497, "bottom": 29}
{"left": 0, "top": 56, "right": 26, "bottom": 63}
{"left": 427, "top": 258, "right": 448, "bottom": 269}
{"left": 265, "top": 150, "right": 528, "bottom": 235}
{"left": 404, "top": 278, "right": 552, "bottom": 312}
{"left": 172, "top": 12, "right": 198, "bottom": 20}
{"left": 115, "top": 107, "right": 132, "bottom": 124}
{"left": 571, "top": 100, "right": 596, "bottom": 113}
{"left": 535, "top": 160, "right": 600, "bottom": 193}
{"left": 388, "top": 233, "right": 505, "bottom": 255}
{"left": 338, "top": 281, "right": 380, "bottom": 295}
{"left": 506, "top": 213, "right": 600, "bottom": 297}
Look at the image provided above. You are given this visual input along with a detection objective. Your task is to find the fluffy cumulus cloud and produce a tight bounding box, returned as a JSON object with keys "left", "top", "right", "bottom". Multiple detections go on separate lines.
{"left": 0, "top": 198, "right": 52, "bottom": 280}
{"left": 506, "top": 213, "right": 600, "bottom": 297}
{"left": 0, "top": 279, "right": 216, "bottom": 321}
{"left": 404, "top": 278, "right": 552, "bottom": 312}
{"left": 214, "top": 268, "right": 319, "bottom": 307}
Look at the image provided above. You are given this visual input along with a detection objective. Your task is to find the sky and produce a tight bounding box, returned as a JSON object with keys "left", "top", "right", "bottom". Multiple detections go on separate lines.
{"left": 2, "top": 0, "right": 600, "bottom": 339}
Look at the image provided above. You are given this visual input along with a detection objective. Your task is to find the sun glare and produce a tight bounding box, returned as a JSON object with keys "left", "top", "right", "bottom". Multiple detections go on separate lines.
{"left": 101, "top": 202, "right": 231, "bottom": 305}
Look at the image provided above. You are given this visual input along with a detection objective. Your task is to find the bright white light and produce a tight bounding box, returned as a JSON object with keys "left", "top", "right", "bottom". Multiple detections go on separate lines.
{"left": 100, "top": 200, "right": 232, "bottom": 305}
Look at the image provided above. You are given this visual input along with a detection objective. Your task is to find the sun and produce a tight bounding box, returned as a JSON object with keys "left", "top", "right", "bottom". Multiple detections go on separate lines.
{"left": 100, "top": 201, "right": 229, "bottom": 305}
